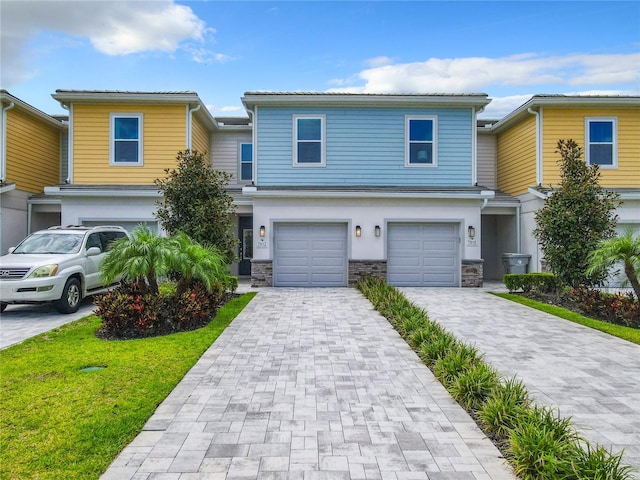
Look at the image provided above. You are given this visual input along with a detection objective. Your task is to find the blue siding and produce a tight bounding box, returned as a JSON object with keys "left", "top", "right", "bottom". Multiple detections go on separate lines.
{"left": 256, "top": 106, "right": 473, "bottom": 186}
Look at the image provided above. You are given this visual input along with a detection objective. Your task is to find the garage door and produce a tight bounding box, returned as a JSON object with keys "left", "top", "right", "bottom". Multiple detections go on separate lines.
{"left": 274, "top": 223, "right": 347, "bottom": 287}
{"left": 388, "top": 223, "right": 459, "bottom": 286}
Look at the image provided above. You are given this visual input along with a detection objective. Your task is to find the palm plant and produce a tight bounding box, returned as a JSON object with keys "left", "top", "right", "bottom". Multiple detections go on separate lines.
{"left": 587, "top": 229, "right": 640, "bottom": 298}
{"left": 167, "top": 231, "right": 230, "bottom": 295}
{"left": 100, "top": 225, "right": 174, "bottom": 294}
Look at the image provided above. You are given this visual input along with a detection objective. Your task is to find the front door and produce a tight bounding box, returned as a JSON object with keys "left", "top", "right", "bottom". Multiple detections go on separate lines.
{"left": 238, "top": 216, "right": 253, "bottom": 276}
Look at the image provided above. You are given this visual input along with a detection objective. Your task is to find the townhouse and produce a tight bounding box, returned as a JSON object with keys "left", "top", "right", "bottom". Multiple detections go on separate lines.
{"left": 1, "top": 89, "right": 637, "bottom": 287}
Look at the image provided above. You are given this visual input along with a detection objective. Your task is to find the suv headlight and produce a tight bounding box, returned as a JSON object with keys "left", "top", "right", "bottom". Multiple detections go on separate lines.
{"left": 28, "top": 265, "right": 59, "bottom": 278}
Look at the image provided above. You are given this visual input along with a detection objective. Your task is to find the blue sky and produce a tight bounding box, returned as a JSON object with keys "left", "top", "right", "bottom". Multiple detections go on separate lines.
{"left": 2, "top": 1, "right": 639, "bottom": 118}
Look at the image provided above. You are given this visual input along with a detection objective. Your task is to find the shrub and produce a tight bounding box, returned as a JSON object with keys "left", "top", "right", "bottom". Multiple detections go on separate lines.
{"left": 478, "top": 377, "right": 531, "bottom": 440}
{"left": 449, "top": 362, "right": 501, "bottom": 411}
{"left": 570, "top": 442, "right": 635, "bottom": 480}
{"left": 569, "top": 287, "right": 640, "bottom": 328}
{"left": 95, "top": 279, "right": 231, "bottom": 339}
{"left": 508, "top": 406, "right": 581, "bottom": 480}
{"left": 504, "top": 273, "right": 559, "bottom": 293}
{"left": 433, "top": 344, "right": 481, "bottom": 388}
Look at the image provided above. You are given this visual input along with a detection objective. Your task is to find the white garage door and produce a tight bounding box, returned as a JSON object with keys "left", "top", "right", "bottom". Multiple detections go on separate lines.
{"left": 274, "top": 223, "right": 348, "bottom": 287}
{"left": 388, "top": 223, "right": 459, "bottom": 286}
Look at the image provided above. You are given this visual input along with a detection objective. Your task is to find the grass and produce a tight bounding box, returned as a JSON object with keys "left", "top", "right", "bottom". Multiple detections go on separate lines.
{"left": 0, "top": 292, "right": 256, "bottom": 480}
{"left": 492, "top": 292, "right": 640, "bottom": 345}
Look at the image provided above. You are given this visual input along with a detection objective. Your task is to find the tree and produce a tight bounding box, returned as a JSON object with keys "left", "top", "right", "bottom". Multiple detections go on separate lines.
{"left": 101, "top": 226, "right": 231, "bottom": 295}
{"left": 533, "top": 139, "right": 620, "bottom": 288}
{"left": 100, "top": 225, "right": 173, "bottom": 294}
{"left": 587, "top": 229, "right": 640, "bottom": 298}
{"left": 155, "top": 150, "right": 238, "bottom": 263}
{"left": 168, "top": 231, "right": 231, "bottom": 296}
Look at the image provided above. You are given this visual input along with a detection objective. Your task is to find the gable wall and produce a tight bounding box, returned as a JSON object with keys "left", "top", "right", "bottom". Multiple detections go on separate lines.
{"left": 496, "top": 115, "right": 537, "bottom": 195}
{"left": 5, "top": 107, "right": 60, "bottom": 193}
{"left": 542, "top": 107, "right": 640, "bottom": 187}
{"left": 71, "top": 103, "right": 186, "bottom": 184}
{"left": 255, "top": 106, "right": 474, "bottom": 187}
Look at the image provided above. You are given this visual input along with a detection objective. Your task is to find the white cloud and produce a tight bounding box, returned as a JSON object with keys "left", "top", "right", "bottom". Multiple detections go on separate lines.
{"left": 0, "top": 0, "right": 213, "bottom": 87}
{"left": 365, "top": 56, "right": 394, "bottom": 68}
{"left": 329, "top": 53, "right": 640, "bottom": 94}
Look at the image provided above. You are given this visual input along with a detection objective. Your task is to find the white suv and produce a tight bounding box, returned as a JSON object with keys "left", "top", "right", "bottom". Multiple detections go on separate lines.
{"left": 0, "top": 225, "right": 129, "bottom": 314}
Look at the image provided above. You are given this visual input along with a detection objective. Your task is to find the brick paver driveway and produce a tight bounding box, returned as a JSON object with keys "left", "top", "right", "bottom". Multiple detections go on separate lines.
{"left": 402, "top": 287, "right": 640, "bottom": 469}
{"left": 101, "top": 288, "right": 514, "bottom": 480}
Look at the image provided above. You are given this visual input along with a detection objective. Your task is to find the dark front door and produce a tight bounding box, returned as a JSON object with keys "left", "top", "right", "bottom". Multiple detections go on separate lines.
{"left": 238, "top": 216, "right": 253, "bottom": 276}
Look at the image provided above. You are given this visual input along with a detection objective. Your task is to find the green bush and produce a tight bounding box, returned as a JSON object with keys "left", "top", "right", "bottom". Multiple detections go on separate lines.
{"left": 504, "top": 273, "right": 559, "bottom": 293}
{"left": 449, "top": 362, "right": 501, "bottom": 411}
{"left": 478, "top": 377, "right": 531, "bottom": 440}
{"left": 571, "top": 442, "right": 635, "bottom": 480}
{"left": 433, "top": 344, "right": 481, "bottom": 388}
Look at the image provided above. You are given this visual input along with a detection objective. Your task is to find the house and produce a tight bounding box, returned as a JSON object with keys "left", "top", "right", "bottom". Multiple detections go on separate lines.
{"left": 4, "top": 89, "right": 636, "bottom": 288}
{"left": 45, "top": 90, "right": 254, "bottom": 276}
{"left": 241, "top": 92, "right": 499, "bottom": 287}
{"left": 490, "top": 95, "right": 640, "bottom": 277}
{"left": 0, "top": 90, "right": 66, "bottom": 253}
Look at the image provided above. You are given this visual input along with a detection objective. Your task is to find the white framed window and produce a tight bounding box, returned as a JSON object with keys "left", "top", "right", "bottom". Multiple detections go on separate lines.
{"left": 293, "top": 115, "right": 325, "bottom": 166}
{"left": 240, "top": 143, "right": 253, "bottom": 181}
{"left": 585, "top": 117, "right": 617, "bottom": 168}
{"left": 110, "top": 113, "right": 143, "bottom": 165}
{"left": 405, "top": 115, "right": 437, "bottom": 167}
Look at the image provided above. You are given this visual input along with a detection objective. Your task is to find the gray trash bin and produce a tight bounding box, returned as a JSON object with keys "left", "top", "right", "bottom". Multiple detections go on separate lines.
{"left": 502, "top": 253, "right": 531, "bottom": 274}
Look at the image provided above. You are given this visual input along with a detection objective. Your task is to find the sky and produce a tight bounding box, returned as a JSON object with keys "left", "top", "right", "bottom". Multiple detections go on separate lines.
{"left": 1, "top": 0, "right": 639, "bottom": 119}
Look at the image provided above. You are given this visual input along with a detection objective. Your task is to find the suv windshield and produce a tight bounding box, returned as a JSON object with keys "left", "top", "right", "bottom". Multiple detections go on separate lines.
{"left": 13, "top": 233, "right": 84, "bottom": 254}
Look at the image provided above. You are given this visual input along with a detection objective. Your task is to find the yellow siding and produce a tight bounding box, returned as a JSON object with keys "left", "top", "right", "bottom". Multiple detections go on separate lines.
{"left": 496, "top": 115, "right": 537, "bottom": 195}
{"left": 542, "top": 107, "right": 640, "bottom": 187}
{"left": 5, "top": 108, "right": 60, "bottom": 193}
{"left": 72, "top": 104, "right": 187, "bottom": 184}
{"left": 191, "top": 115, "right": 210, "bottom": 158}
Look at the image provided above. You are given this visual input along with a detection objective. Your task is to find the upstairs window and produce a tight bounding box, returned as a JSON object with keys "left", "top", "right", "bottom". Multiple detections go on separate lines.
{"left": 240, "top": 143, "right": 253, "bottom": 181}
{"left": 110, "top": 114, "right": 143, "bottom": 165}
{"left": 586, "top": 118, "right": 616, "bottom": 168}
{"left": 406, "top": 116, "right": 437, "bottom": 167}
{"left": 293, "top": 115, "right": 325, "bottom": 166}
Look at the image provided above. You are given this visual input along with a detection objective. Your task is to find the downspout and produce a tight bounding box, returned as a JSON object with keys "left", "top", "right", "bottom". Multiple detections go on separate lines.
{"left": 528, "top": 108, "right": 542, "bottom": 186}
{"left": 58, "top": 102, "right": 72, "bottom": 183}
{"left": 1, "top": 102, "right": 15, "bottom": 183}
{"left": 245, "top": 106, "right": 257, "bottom": 185}
{"left": 186, "top": 104, "right": 201, "bottom": 150}
{"left": 516, "top": 204, "right": 522, "bottom": 254}
{"left": 472, "top": 106, "right": 478, "bottom": 186}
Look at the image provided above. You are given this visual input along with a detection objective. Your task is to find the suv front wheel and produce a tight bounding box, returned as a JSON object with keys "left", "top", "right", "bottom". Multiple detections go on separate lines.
{"left": 55, "top": 277, "right": 81, "bottom": 314}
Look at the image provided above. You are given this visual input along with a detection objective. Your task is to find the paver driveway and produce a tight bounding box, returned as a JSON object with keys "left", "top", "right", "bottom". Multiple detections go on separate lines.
{"left": 402, "top": 287, "right": 640, "bottom": 470}
{"left": 101, "top": 288, "right": 514, "bottom": 480}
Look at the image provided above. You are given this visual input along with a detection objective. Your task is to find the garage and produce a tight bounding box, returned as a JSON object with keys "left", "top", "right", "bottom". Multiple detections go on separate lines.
{"left": 273, "top": 223, "right": 348, "bottom": 287}
{"left": 387, "top": 223, "right": 459, "bottom": 286}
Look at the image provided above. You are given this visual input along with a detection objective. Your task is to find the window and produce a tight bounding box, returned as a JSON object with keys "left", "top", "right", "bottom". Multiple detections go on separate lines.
{"left": 586, "top": 117, "right": 617, "bottom": 168}
{"left": 110, "top": 114, "right": 143, "bottom": 165}
{"left": 406, "top": 116, "right": 437, "bottom": 167}
{"left": 240, "top": 143, "right": 253, "bottom": 181}
{"left": 293, "top": 115, "right": 325, "bottom": 166}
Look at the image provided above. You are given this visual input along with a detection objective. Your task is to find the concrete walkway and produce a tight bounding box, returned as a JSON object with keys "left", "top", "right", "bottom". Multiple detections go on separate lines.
{"left": 102, "top": 288, "right": 514, "bottom": 480}
{"left": 401, "top": 288, "right": 640, "bottom": 469}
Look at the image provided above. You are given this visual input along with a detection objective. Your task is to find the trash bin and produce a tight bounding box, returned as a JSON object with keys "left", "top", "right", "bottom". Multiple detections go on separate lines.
{"left": 502, "top": 253, "right": 531, "bottom": 274}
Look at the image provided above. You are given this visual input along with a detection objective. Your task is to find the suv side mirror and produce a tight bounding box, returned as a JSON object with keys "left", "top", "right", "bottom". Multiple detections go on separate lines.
{"left": 8, "top": 247, "right": 15, "bottom": 254}
{"left": 86, "top": 246, "right": 101, "bottom": 257}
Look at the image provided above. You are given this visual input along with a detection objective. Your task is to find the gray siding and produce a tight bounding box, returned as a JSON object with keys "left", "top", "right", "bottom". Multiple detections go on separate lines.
{"left": 210, "top": 130, "right": 252, "bottom": 187}
{"left": 477, "top": 132, "right": 497, "bottom": 189}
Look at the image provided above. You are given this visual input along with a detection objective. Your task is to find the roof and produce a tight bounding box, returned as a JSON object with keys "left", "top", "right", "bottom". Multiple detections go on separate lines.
{"left": 491, "top": 94, "right": 640, "bottom": 133}
{"left": 51, "top": 89, "right": 219, "bottom": 130}
{"left": 1, "top": 90, "right": 67, "bottom": 129}
{"left": 242, "top": 91, "right": 491, "bottom": 110}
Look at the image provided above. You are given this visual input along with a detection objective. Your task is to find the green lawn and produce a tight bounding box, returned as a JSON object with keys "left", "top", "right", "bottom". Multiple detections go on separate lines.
{"left": 0, "top": 292, "right": 256, "bottom": 480}
{"left": 492, "top": 292, "right": 640, "bottom": 345}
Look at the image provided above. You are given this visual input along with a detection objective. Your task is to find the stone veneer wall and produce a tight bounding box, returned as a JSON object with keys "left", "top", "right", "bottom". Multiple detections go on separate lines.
{"left": 251, "top": 260, "right": 273, "bottom": 287}
{"left": 461, "top": 259, "right": 484, "bottom": 288}
{"left": 348, "top": 260, "right": 387, "bottom": 286}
